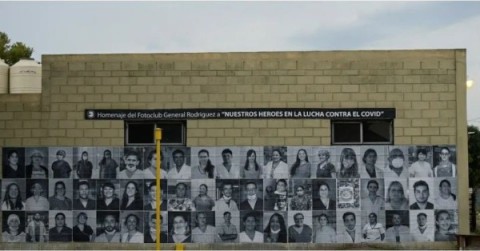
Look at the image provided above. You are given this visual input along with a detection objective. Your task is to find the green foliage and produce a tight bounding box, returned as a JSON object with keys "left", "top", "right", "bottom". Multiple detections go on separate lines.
{"left": 469, "top": 125, "right": 480, "bottom": 188}
{"left": 0, "top": 31, "right": 34, "bottom": 66}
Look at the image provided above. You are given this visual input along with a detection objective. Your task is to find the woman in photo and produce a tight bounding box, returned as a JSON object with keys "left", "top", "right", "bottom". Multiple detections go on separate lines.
{"left": 435, "top": 210, "right": 456, "bottom": 241}
{"left": 26, "top": 151, "right": 48, "bottom": 179}
{"left": 313, "top": 214, "right": 336, "bottom": 243}
{"left": 434, "top": 147, "right": 456, "bottom": 177}
{"left": 385, "top": 148, "right": 408, "bottom": 178}
{"left": 144, "top": 150, "right": 166, "bottom": 179}
{"left": 3, "top": 150, "right": 25, "bottom": 178}
{"left": 49, "top": 181, "right": 73, "bottom": 210}
{"left": 239, "top": 212, "right": 263, "bottom": 243}
{"left": 2, "top": 213, "right": 26, "bottom": 243}
{"left": 384, "top": 181, "right": 408, "bottom": 210}
{"left": 120, "top": 181, "right": 143, "bottom": 210}
{"left": 192, "top": 184, "right": 215, "bottom": 211}
{"left": 338, "top": 148, "right": 360, "bottom": 178}
{"left": 191, "top": 149, "right": 215, "bottom": 179}
{"left": 263, "top": 149, "right": 288, "bottom": 179}
{"left": 409, "top": 148, "right": 433, "bottom": 177}
{"left": 121, "top": 214, "right": 144, "bottom": 243}
{"left": 290, "top": 185, "right": 311, "bottom": 211}
{"left": 168, "top": 183, "right": 195, "bottom": 211}
{"left": 241, "top": 149, "right": 262, "bottom": 179}
{"left": 264, "top": 213, "right": 287, "bottom": 243}
{"left": 97, "top": 182, "right": 120, "bottom": 210}
{"left": 361, "top": 149, "right": 383, "bottom": 178}
{"left": 99, "top": 149, "right": 119, "bottom": 179}
{"left": 435, "top": 179, "right": 457, "bottom": 209}
{"left": 73, "top": 212, "right": 94, "bottom": 242}
{"left": 2, "top": 182, "right": 25, "bottom": 210}
{"left": 168, "top": 214, "right": 191, "bottom": 243}
{"left": 76, "top": 151, "right": 94, "bottom": 179}
{"left": 274, "top": 179, "right": 288, "bottom": 211}
{"left": 316, "top": 149, "right": 336, "bottom": 178}
{"left": 290, "top": 149, "right": 311, "bottom": 178}
{"left": 313, "top": 181, "right": 336, "bottom": 210}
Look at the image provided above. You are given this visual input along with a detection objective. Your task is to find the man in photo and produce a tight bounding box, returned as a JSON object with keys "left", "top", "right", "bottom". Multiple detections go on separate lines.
{"left": 25, "top": 181, "right": 49, "bottom": 211}
{"left": 240, "top": 181, "right": 263, "bottom": 211}
{"left": 118, "top": 151, "right": 144, "bottom": 179}
{"left": 215, "top": 182, "right": 238, "bottom": 212}
{"left": 410, "top": 180, "right": 434, "bottom": 210}
{"left": 411, "top": 213, "right": 433, "bottom": 242}
{"left": 192, "top": 212, "right": 216, "bottom": 243}
{"left": 49, "top": 212, "right": 73, "bottom": 242}
{"left": 385, "top": 212, "right": 411, "bottom": 243}
{"left": 288, "top": 212, "right": 312, "bottom": 243}
{"left": 337, "top": 212, "right": 363, "bottom": 243}
{"left": 51, "top": 150, "right": 72, "bottom": 178}
{"left": 217, "top": 212, "right": 238, "bottom": 243}
{"left": 26, "top": 213, "right": 47, "bottom": 243}
{"left": 362, "top": 212, "right": 385, "bottom": 242}
{"left": 96, "top": 213, "right": 121, "bottom": 243}
{"left": 216, "top": 148, "right": 239, "bottom": 179}
{"left": 168, "top": 149, "right": 191, "bottom": 179}
{"left": 73, "top": 181, "right": 96, "bottom": 210}
{"left": 362, "top": 180, "right": 385, "bottom": 214}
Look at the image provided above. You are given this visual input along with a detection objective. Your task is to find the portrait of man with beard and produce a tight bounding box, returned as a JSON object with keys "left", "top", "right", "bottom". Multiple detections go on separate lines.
{"left": 118, "top": 151, "right": 144, "bottom": 179}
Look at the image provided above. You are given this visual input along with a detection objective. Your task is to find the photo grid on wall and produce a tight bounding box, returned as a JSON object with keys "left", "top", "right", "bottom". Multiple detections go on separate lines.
{"left": 0, "top": 145, "right": 458, "bottom": 244}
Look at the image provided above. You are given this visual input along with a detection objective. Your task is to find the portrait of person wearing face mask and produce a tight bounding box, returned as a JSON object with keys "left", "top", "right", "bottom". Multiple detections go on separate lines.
{"left": 98, "top": 149, "right": 119, "bottom": 179}
{"left": 240, "top": 181, "right": 263, "bottom": 211}
{"left": 118, "top": 151, "right": 144, "bottom": 179}
{"left": 168, "top": 213, "right": 191, "bottom": 243}
{"left": 290, "top": 184, "right": 312, "bottom": 211}
{"left": 411, "top": 212, "right": 434, "bottom": 242}
{"left": 215, "top": 182, "right": 238, "bottom": 212}
{"left": 384, "top": 148, "right": 409, "bottom": 179}
{"left": 75, "top": 151, "right": 94, "bottom": 179}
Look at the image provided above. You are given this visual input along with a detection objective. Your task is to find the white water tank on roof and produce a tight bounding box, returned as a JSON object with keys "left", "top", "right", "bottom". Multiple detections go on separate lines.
{"left": 9, "top": 58, "right": 42, "bottom": 93}
{"left": 0, "top": 59, "right": 8, "bottom": 94}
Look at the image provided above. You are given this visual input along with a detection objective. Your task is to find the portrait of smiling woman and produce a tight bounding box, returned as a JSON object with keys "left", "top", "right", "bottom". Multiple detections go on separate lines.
{"left": 120, "top": 180, "right": 144, "bottom": 210}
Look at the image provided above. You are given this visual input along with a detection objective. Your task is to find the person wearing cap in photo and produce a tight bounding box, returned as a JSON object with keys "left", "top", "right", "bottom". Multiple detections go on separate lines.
{"left": 26, "top": 150, "right": 48, "bottom": 178}
{"left": 51, "top": 150, "right": 72, "bottom": 178}
{"left": 2, "top": 213, "right": 26, "bottom": 242}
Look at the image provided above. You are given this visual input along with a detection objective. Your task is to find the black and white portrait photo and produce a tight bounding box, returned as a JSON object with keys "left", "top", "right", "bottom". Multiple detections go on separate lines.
{"left": 168, "top": 211, "right": 191, "bottom": 243}
{"left": 215, "top": 211, "right": 240, "bottom": 243}
{"left": 96, "top": 179, "right": 120, "bottom": 211}
{"left": 120, "top": 211, "right": 144, "bottom": 243}
{"left": 287, "top": 147, "right": 313, "bottom": 179}
{"left": 434, "top": 209, "right": 457, "bottom": 241}
{"left": 144, "top": 211, "right": 168, "bottom": 243}
{"left": 336, "top": 211, "right": 363, "bottom": 243}
{"left": 239, "top": 147, "right": 264, "bottom": 179}
{"left": 1, "top": 179, "right": 26, "bottom": 210}
{"left": 409, "top": 210, "right": 434, "bottom": 242}
{"left": 144, "top": 179, "right": 167, "bottom": 211}
{"left": 288, "top": 211, "right": 312, "bottom": 243}
{"left": 263, "top": 146, "right": 288, "bottom": 179}
{"left": 289, "top": 179, "right": 312, "bottom": 211}
{"left": 48, "top": 179, "right": 73, "bottom": 210}
{"left": 25, "top": 147, "right": 49, "bottom": 179}
{"left": 168, "top": 180, "right": 194, "bottom": 211}
{"left": 2, "top": 147, "right": 25, "bottom": 178}
{"left": 2, "top": 211, "right": 26, "bottom": 242}
{"left": 359, "top": 146, "right": 386, "bottom": 178}
{"left": 25, "top": 179, "right": 49, "bottom": 211}
{"left": 191, "top": 211, "right": 216, "bottom": 243}
{"left": 361, "top": 179, "right": 385, "bottom": 215}
{"left": 408, "top": 146, "right": 433, "bottom": 178}
{"left": 118, "top": 148, "right": 144, "bottom": 179}
{"left": 434, "top": 178, "right": 457, "bottom": 209}
{"left": 48, "top": 210, "right": 73, "bottom": 242}
{"left": 239, "top": 179, "right": 263, "bottom": 211}
{"left": 312, "top": 147, "right": 336, "bottom": 178}
{"left": 337, "top": 178, "right": 360, "bottom": 209}
{"left": 215, "top": 147, "right": 240, "bottom": 179}
{"left": 143, "top": 147, "right": 162, "bottom": 179}
{"left": 190, "top": 147, "right": 216, "bottom": 179}
{"left": 384, "top": 147, "right": 409, "bottom": 179}
{"left": 215, "top": 179, "right": 240, "bottom": 212}
{"left": 165, "top": 146, "right": 192, "bottom": 179}
{"left": 48, "top": 147, "right": 73, "bottom": 179}
{"left": 73, "top": 211, "right": 96, "bottom": 242}
{"left": 239, "top": 211, "right": 263, "bottom": 243}
{"left": 335, "top": 146, "right": 361, "bottom": 179}
{"left": 312, "top": 211, "right": 336, "bottom": 243}
{"left": 119, "top": 179, "right": 144, "bottom": 210}
{"left": 312, "top": 179, "right": 336, "bottom": 211}
{"left": 25, "top": 211, "right": 48, "bottom": 243}
{"left": 361, "top": 211, "right": 385, "bottom": 243}
{"left": 191, "top": 179, "right": 216, "bottom": 211}
{"left": 73, "top": 180, "right": 96, "bottom": 210}
{"left": 384, "top": 179, "right": 409, "bottom": 210}
{"left": 73, "top": 147, "right": 97, "bottom": 179}
{"left": 409, "top": 178, "right": 434, "bottom": 210}
{"left": 264, "top": 179, "right": 288, "bottom": 211}
{"left": 385, "top": 210, "right": 411, "bottom": 243}
{"left": 96, "top": 211, "right": 121, "bottom": 243}
{"left": 433, "top": 146, "right": 457, "bottom": 177}
{"left": 263, "top": 211, "right": 288, "bottom": 243}
{"left": 96, "top": 147, "right": 121, "bottom": 179}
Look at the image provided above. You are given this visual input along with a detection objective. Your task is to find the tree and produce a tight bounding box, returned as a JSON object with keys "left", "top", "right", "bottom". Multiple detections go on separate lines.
{"left": 0, "top": 31, "right": 34, "bottom": 66}
{"left": 469, "top": 125, "right": 480, "bottom": 188}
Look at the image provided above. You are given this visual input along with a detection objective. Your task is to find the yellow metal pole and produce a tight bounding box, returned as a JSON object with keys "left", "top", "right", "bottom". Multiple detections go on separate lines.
{"left": 155, "top": 128, "right": 162, "bottom": 251}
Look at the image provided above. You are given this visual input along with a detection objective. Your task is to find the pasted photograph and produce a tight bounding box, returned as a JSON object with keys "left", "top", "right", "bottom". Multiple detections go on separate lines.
{"left": 191, "top": 211, "right": 216, "bottom": 243}
{"left": 96, "top": 147, "right": 121, "bottom": 179}
{"left": 287, "top": 211, "right": 313, "bottom": 243}
{"left": 215, "top": 147, "right": 241, "bottom": 179}
{"left": 167, "top": 180, "right": 194, "bottom": 212}
{"left": 289, "top": 179, "right": 312, "bottom": 211}
{"left": 337, "top": 178, "right": 360, "bottom": 210}
{"left": 2, "top": 147, "right": 25, "bottom": 178}
{"left": 408, "top": 178, "right": 434, "bottom": 210}
{"left": 361, "top": 211, "right": 386, "bottom": 243}
{"left": 409, "top": 210, "right": 434, "bottom": 242}
{"left": 384, "top": 179, "right": 409, "bottom": 210}
{"left": 25, "top": 211, "right": 49, "bottom": 243}
{"left": 95, "top": 211, "right": 121, "bottom": 243}
{"left": 119, "top": 179, "right": 144, "bottom": 211}
{"left": 407, "top": 146, "right": 433, "bottom": 178}
{"left": 215, "top": 179, "right": 240, "bottom": 212}
{"left": 263, "top": 211, "right": 288, "bottom": 243}
{"left": 239, "top": 179, "right": 263, "bottom": 211}
{"left": 144, "top": 179, "right": 167, "bottom": 211}
{"left": 96, "top": 179, "right": 121, "bottom": 211}
{"left": 48, "top": 210, "right": 73, "bottom": 242}
{"left": 164, "top": 146, "right": 192, "bottom": 180}
{"left": 434, "top": 177, "right": 457, "bottom": 209}
{"left": 48, "top": 147, "right": 73, "bottom": 179}
{"left": 334, "top": 146, "right": 361, "bottom": 179}
{"left": 48, "top": 179, "right": 73, "bottom": 210}
{"left": 167, "top": 211, "right": 191, "bottom": 243}
{"left": 25, "top": 147, "right": 49, "bottom": 179}
{"left": 1, "top": 179, "right": 26, "bottom": 210}
{"left": 72, "top": 210, "right": 96, "bottom": 242}
{"left": 143, "top": 146, "right": 165, "bottom": 179}
{"left": 263, "top": 146, "right": 288, "bottom": 179}
{"left": 118, "top": 147, "right": 145, "bottom": 179}
{"left": 190, "top": 147, "right": 216, "bottom": 179}
{"left": 312, "top": 210, "right": 336, "bottom": 243}
{"left": 239, "top": 147, "right": 264, "bottom": 179}
{"left": 264, "top": 179, "right": 288, "bottom": 211}
{"left": 359, "top": 146, "right": 387, "bottom": 178}
{"left": 384, "top": 146, "right": 409, "bottom": 179}
{"left": 143, "top": 211, "right": 168, "bottom": 243}
{"left": 73, "top": 179, "right": 97, "bottom": 210}
{"left": 2, "top": 211, "right": 26, "bottom": 242}
{"left": 433, "top": 146, "right": 457, "bottom": 178}
{"left": 72, "top": 147, "right": 97, "bottom": 179}
{"left": 312, "top": 179, "right": 336, "bottom": 211}
{"left": 336, "top": 211, "right": 362, "bottom": 243}
{"left": 287, "top": 147, "right": 313, "bottom": 179}
{"left": 120, "top": 211, "right": 144, "bottom": 243}
{"left": 239, "top": 210, "right": 263, "bottom": 243}
{"left": 434, "top": 209, "right": 458, "bottom": 241}
{"left": 360, "top": 179, "right": 385, "bottom": 214}
{"left": 385, "top": 210, "right": 411, "bottom": 243}
{"left": 215, "top": 211, "right": 240, "bottom": 243}
{"left": 312, "top": 147, "right": 336, "bottom": 178}
{"left": 25, "top": 179, "right": 49, "bottom": 211}
{"left": 191, "top": 179, "right": 216, "bottom": 211}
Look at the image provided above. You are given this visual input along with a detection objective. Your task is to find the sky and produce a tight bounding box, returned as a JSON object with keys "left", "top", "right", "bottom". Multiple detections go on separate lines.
{"left": 1, "top": 1, "right": 479, "bottom": 126}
